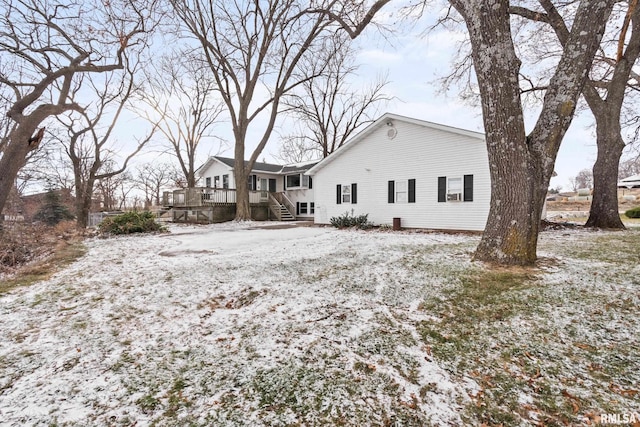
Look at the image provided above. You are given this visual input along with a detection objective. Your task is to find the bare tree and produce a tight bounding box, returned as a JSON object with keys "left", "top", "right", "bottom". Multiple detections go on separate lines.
{"left": 449, "top": 0, "right": 614, "bottom": 265}
{"left": 135, "top": 162, "right": 175, "bottom": 207}
{"left": 170, "top": 0, "right": 391, "bottom": 220}
{"left": 619, "top": 156, "right": 640, "bottom": 178}
{"left": 570, "top": 168, "right": 594, "bottom": 191}
{"left": 0, "top": 0, "right": 156, "bottom": 222}
{"left": 280, "top": 34, "right": 391, "bottom": 161}
{"left": 511, "top": 1, "right": 640, "bottom": 229}
{"left": 56, "top": 68, "right": 156, "bottom": 229}
{"left": 94, "top": 161, "right": 134, "bottom": 212}
{"left": 135, "top": 53, "right": 225, "bottom": 187}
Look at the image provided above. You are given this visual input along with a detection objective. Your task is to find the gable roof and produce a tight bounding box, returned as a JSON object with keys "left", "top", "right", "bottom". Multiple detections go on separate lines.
{"left": 214, "top": 156, "right": 283, "bottom": 173}
{"left": 198, "top": 155, "right": 319, "bottom": 176}
{"left": 307, "top": 112, "right": 485, "bottom": 175}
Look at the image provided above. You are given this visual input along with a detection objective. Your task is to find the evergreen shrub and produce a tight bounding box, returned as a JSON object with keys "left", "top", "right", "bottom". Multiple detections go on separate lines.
{"left": 98, "top": 211, "right": 165, "bottom": 235}
{"left": 624, "top": 206, "right": 640, "bottom": 218}
{"left": 329, "top": 211, "right": 373, "bottom": 230}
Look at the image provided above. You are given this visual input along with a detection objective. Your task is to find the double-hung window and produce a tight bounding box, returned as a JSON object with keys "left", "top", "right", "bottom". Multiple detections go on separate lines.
{"left": 438, "top": 175, "right": 473, "bottom": 202}
{"left": 447, "top": 177, "right": 462, "bottom": 201}
{"left": 388, "top": 179, "right": 416, "bottom": 203}
{"left": 336, "top": 184, "right": 357, "bottom": 204}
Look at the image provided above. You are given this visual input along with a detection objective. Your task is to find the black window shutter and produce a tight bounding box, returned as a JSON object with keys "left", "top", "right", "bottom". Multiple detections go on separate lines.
{"left": 309, "top": 177, "right": 313, "bottom": 189}
{"left": 283, "top": 176, "right": 287, "bottom": 190}
{"left": 296, "top": 202, "right": 300, "bottom": 215}
{"left": 388, "top": 181, "right": 395, "bottom": 203}
{"left": 336, "top": 184, "right": 342, "bottom": 204}
{"left": 351, "top": 183, "right": 358, "bottom": 204}
{"left": 408, "top": 179, "right": 416, "bottom": 203}
{"left": 464, "top": 174, "right": 474, "bottom": 202}
{"left": 438, "top": 177, "right": 446, "bottom": 202}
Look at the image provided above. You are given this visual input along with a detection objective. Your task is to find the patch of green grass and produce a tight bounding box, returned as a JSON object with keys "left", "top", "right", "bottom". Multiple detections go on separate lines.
{"left": 551, "top": 228, "right": 640, "bottom": 263}
{"left": 416, "top": 231, "right": 640, "bottom": 426}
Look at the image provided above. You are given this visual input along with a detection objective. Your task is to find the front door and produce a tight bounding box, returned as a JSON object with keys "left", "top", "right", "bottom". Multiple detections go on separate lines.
{"left": 268, "top": 178, "right": 276, "bottom": 193}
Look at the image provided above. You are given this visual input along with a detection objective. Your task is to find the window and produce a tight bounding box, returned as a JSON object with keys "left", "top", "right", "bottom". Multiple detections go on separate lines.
{"left": 223, "top": 174, "right": 229, "bottom": 189}
{"left": 438, "top": 175, "right": 473, "bottom": 202}
{"left": 247, "top": 174, "right": 257, "bottom": 191}
{"left": 447, "top": 177, "right": 462, "bottom": 201}
{"left": 336, "top": 184, "right": 357, "bottom": 204}
{"left": 297, "top": 202, "right": 308, "bottom": 215}
{"left": 396, "top": 181, "right": 407, "bottom": 203}
{"left": 388, "top": 179, "right": 416, "bottom": 203}
{"left": 285, "top": 174, "right": 312, "bottom": 189}
{"left": 310, "top": 202, "right": 315, "bottom": 214}
{"left": 214, "top": 176, "right": 220, "bottom": 188}
{"left": 286, "top": 174, "right": 301, "bottom": 188}
{"left": 342, "top": 185, "right": 351, "bottom": 203}
{"left": 205, "top": 177, "right": 211, "bottom": 188}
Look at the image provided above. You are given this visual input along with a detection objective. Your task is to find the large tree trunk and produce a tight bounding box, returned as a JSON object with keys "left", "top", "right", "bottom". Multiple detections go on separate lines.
{"left": 234, "top": 140, "right": 252, "bottom": 221}
{"left": 583, "top": 3, "right": 640, "bottom": 229}
{"left": 0, "top": 126, "right": 41, "bottom": 217}
{"left": 451, "top": 0, "right": 614, "bottom": 265}
{"left": 74, "top": 179, "right": 96, "bottom": 229}
{"left": 585, "top": 119, "right": 626, "bottom": 229}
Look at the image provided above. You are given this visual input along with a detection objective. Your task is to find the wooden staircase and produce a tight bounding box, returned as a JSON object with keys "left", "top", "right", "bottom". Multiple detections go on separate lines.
{"left": 274, "top": 203, "right": 295, "bottom": 221}
{"left": 269, "top": 194, "right": 296, "bottom": 221}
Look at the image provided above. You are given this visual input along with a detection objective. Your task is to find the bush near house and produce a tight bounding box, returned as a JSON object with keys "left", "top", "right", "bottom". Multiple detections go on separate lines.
{"left": 98, "top": 211, "right": 165, "bottom": 235}
{"left": 329, "top": 211, "right": 373, "bottom": 230}
{"left": 624, "top": 206, "right": 640, "bottom": 218}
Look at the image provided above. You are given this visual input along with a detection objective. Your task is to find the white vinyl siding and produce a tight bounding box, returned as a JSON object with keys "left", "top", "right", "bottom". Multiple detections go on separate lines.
{"left": 310, "top": 116, "right": 490, "bottom": 231}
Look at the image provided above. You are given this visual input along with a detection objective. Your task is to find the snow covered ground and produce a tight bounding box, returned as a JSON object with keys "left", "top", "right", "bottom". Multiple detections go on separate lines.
{"left": 0, "top": 222, "right": 638, "bottom": 426}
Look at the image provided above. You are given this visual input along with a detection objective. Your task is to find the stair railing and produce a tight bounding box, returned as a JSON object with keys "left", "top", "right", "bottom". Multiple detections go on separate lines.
{"left": 268, "top": 193, "right": 282, "bottom": 221}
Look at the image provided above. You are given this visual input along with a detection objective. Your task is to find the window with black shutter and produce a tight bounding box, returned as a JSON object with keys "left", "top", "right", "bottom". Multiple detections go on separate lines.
{"left": 464, "top": 174, "right": 474, "bottom": 202}
{"left": 438, "top": 177, "right": 446, "bottom": 202}
{"left": 408, "top": 179, "right": 416, "bottom": 203}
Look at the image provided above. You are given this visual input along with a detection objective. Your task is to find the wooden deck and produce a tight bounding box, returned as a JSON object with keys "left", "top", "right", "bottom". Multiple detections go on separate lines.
{"left": 161, "top": 188, "right": 299, "bottom": 222}
{"left": 162, "top": 188, "right": 269, "bottom": 207}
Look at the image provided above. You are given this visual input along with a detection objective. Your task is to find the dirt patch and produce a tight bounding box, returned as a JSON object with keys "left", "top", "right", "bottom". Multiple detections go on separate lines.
{"left": 0, "top": 221, "right": 86, "bottom": 294}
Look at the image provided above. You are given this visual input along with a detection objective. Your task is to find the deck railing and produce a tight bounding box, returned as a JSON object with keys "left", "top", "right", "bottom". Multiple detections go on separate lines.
{"left": 162, "top": 188, "right": 268, "bottom": 207}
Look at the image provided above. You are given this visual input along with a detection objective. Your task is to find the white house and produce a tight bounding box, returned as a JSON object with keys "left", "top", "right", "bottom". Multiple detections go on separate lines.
{"left": 197, "top": 156, "right": 317, "bottom": 219}
{"left": 307, "top": 113, "right": 491, "bottom": 231}
{"left": 618, "top": 174, "right": 640, "bottom": 188}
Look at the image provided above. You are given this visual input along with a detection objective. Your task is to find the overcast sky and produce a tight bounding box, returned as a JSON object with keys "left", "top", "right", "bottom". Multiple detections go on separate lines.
{"left": 343, "top": 13, "right": 606, "bottom": 192}
{"left": 122, "top": 4, "right": 637, "bottom": 193}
